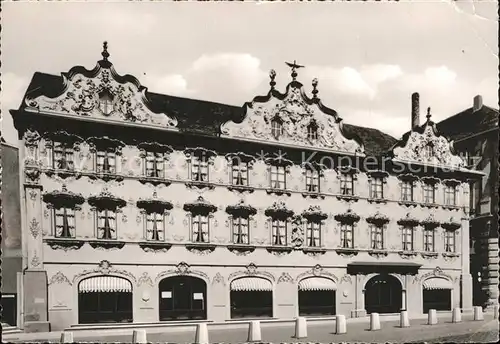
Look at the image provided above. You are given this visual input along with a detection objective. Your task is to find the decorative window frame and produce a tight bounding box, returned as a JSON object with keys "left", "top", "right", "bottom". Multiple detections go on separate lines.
{"left": 366, "top": 211, "right": 390, "bottom": 257}
{"left": 87, "top": 136, "right": 125, "bottom": 183}
{"left": 183, "top": 196, "right": 217, "bottom": 253}
{"left": 137, "top": 142, "right": 173, "bottom": 187}
{"left": 335, "top": 166, "right": 360, "bottom": 202}
{"left": 226, "top": 200, "right": 257, "bottom": 255}
{"left": 420, "top": 215, "right": 440, "bottom": 259}
{"left": 420, "top": 176, "right": 441, "bottom": 208}
{"left": 265, "top": 156, "right": 293, "bottom": 196}
{"left": 42, "top": 185, "right": 85, "bottom": 251}
{"left": 442, "top": 179, "right": 461, "bottom": 210}
{"left": 184, "top": 147, "right": 217, "bottom": 190}
{"left": 264, "top": 201, "right": 294, "bottom": 255}
{"left": 225, "top": 152, "right": 256, "bottom": 193}
{"left": 396, "top": 213, "right": 419, "bottom": 258}
{"left": 367, "top": 170, "right": 389, "bottom": 204}
{"left": 334, "top": 209, "right": 360, "bottom": 256}
{"left": 397, "top": 173, "right": 419, "bottom": 206}
{"left": 301, "top": 161, "right": 326, "bottom": 199}
{"left": 301, "top": 205, "right": 328, "bottom": 255}
{"left": 43, "top": 131, "right": 84, "bottom": 179}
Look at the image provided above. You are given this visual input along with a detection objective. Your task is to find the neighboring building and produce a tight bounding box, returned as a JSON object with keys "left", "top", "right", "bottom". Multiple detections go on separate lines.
{"left": 436, "top": 96, "right": 499, "bottom": 309}
{"left": 10, "top": 43, "right": 482, "bottom": 332}
{"left": 1, "top": 138, "right": 23, "bottom": 327}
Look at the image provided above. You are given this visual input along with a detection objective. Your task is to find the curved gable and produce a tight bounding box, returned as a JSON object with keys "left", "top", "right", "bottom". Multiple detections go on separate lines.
{"left": 24, "top": 42, "right": 178, "bottom": 130}
{"left": 220, "top": 67, "right": 364, "bottom": 155}
{"left": 390, "top": 108, "right": 465, "bottom": 168}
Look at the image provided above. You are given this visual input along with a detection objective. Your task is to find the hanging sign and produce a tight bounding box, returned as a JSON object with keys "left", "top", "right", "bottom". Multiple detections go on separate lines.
{"left": 161, "top": 291, "right": 172, "bottom": 299}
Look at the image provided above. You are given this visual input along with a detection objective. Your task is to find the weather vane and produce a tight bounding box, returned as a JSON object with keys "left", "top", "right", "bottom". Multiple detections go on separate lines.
{"left": 102, "top": 41, "right": 110, "bottom": 62}
{"left": 285, "top": 60, "right": 305, "bottom": 81}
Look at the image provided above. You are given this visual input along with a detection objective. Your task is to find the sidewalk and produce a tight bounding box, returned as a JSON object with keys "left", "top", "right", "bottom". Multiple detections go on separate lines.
{"left": 3, "top": 313, "right": 497, "bottom": 343}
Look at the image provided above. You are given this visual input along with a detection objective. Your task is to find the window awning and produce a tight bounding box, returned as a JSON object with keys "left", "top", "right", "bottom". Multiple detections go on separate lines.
{"left": 423, "top": 277, "right": 453, "bottom": 290}
{"left": 299, "top": 277, "right": 337, "bottom": 291}
{"left": 231, "top": 277, "right": 272, "bottom": 291}
{"left": 79, "top": 276, "right": 132, "bottom": 293}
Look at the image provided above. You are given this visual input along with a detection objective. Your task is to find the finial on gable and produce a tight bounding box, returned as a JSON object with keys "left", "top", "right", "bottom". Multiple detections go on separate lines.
{"left": 269, "top": 69, "right": 276, "bottom": 90}
{"left": 312, "top": 78, "right": 319, "bottom": 98}
{"left": 285, "top": 60, "right": 304, "bottom": 81}
{"left": 426, "top": 107, "right": 432, "bottom": 122}
{"left": 101, "top": 41, "right": 110, "bottom": 62}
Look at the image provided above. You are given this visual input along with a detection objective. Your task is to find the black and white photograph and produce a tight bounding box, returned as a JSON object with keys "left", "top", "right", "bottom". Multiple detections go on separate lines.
{"left": 1, "top": 1, "right": 498, "bottom": 343}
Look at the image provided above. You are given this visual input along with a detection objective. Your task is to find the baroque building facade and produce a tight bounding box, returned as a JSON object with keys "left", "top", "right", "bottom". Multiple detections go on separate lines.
{"left": 10, "top": 44, "right": 482, "bottom": 332}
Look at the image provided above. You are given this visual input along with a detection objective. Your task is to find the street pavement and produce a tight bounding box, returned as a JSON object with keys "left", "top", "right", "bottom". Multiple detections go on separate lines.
{"left": 3, "top": 314, "right": 498, "bottom": 343}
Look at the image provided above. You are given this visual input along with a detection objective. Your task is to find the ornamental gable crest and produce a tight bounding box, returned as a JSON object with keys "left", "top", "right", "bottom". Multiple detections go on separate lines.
{"left": 24, "top": 42, "right": 178, "bottom": 130}
{"left": 220, "top": 62, "right": 364, "bottom": 155}
{"left": 391, "top": 108, "right": 465, "bottom": 168}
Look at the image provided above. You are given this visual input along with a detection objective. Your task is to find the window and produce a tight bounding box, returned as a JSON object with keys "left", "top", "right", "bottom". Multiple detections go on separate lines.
{"left": 370, "top": 178, "right": 384, "bottom": 199}
{"left": 445, "top": 230, "right": 455, "bottom": 253}
{"left": 231, "top": 159, "right": 249, "bottom": 186}
{"left": 471, "top": 180, "right": 482, "bottom": 214}
{"left": 232, "top": 217, "right": 249, "bottom": 244}
{"left": 444, "top": 185, "right": 457, "bottom": 206}
{"left": 54, "top": 208, "right": 76, "bottom": 238}
{"left": 340, "top": 223, "right": 354, "bottom": 249}
{"left": 401, "top": 181, "right": 413, "bottom": 202}
{"left": 190, "top": 154, "right": 209, "bottom": 182}
{"left": 401, "top": 226, "right": 414, "bottom": 251}
{"left": 53, "top": 142, "right": 74, "bottom": 170}
{"left": 270, "top": 165, "right": 286, "bottom": 189}
{"left": 145, "top": 152, "right": 164, "bottom": 178}
{"left": 97, "top": 210, "right": 117, "bottom": 240}
{"left": 272, "top": 219, "right": 287, "bottom": 246}
{"left": 340, "top": 173, "right": 354, "bottom": 196}
{"left": 424, "top": 143, "right": 435, "bottom": 159}
{"left": 370, "top": 225, "right": 384, "bottom": 249}
{"left": 271, "top": 118, "right": 284, "bottom": 138}
{"left": 96, "top": 151, "right": 116, "bottom": 174}
{"left": 423, "top": 183, "right": 435, "bottom": 204}
{"left": 99, "top": 90, "right": 114, "bottom": 115}
{"left": 146, "top": 212, "right": 164, "bottom": 241}
{"left": 306, "top": 222, "right": 321, "bottom": 247}
{"left": 192, "top": 215, "right": 209, "bottom": 243}
{"left": 424, "top": 228, "right": 435, "bottom": 252}
{"left": 305, "top": 168, "right": 320, "bottom": 192}
{"left": 307, "top": 122, "right": 318, "bottom": 141}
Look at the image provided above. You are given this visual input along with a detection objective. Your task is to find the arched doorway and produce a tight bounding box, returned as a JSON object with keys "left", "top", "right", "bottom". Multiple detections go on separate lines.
{"left": 158, "top": 276, "right": 207, "bottom": 321}
{"left": 230, "top": 277, "right": 273, "bottom": 318}
{"left": 78, "top": 275, "right": 133, "bottom": 324}
{"left": 364, "top": 274, "right": 402, "bottom": 314}
{"left": 298, "top": 277, "right": 337, "bottom": 316}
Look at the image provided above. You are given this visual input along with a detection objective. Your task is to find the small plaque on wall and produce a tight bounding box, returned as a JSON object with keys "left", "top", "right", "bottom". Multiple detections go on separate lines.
{"left": 161, "top": 291, "right": 172, "bottom": 299}
{"left": 193, "top": 293, "right": 204, "bottom": 300}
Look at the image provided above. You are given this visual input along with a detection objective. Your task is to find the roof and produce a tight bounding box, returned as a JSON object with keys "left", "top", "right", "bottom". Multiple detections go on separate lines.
{"left": 436, "top": 105, "right": 499, "bottom": 142}
{"left": 18, "top": 71, "right": 397, "bottom": 157}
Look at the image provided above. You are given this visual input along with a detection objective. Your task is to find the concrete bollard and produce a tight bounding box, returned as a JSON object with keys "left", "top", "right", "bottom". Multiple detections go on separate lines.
{"left": 452, "top": 307, "right": 462, "bottom": 323}
{"left": 473, "top": 306, "right": 484, "bottom": 321}
{"left": 370, "top": 313, "right": 380, "bottom": 331}
{"left": 195, "top": 323, "right": 209, "bottom": 344}
{"left": 335, "top": 314, "right": 347, "bottom": 334}
{"left": 132, "top": 329, "right": 147, "bottom": 344}
{"left": 399, "top": 310, "right": 410, "bottom": 328}
{"left": 427, "top": 309, "right": 437, "bottom": 325}
{"left": 247, "top": 320, "right": 262, "bottom": 342}
{"left": 60, "top": 331, "right": 74, "bottom": 343}
{"left": 294, "top": 316, "right": 307, "bottom": 339}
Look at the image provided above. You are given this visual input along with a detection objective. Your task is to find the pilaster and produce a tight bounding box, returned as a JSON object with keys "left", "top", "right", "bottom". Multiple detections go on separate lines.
{"left": 460, "top": 215, "right": 473, "bottom": 313}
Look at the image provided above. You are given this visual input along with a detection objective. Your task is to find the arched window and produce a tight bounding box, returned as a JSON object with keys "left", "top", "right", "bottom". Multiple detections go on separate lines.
{"left": 158, "top": 276, "right": 207, "bottom": 321}
{"left": 298, "top": 277, "right": 337, "bottom": 316}
{"left": 78, "top": 275, "right": 133, "bottom": 324}
{"left": 99, "top": 89, "right": 114, "bottom": 115}
{"left": 271, "top": 118, "right": 284, "bottom": 138}
{"left": 230, "top": 277, "right": 273, "bottom": 319}
{"left": 364, "top": 274, "right": 402, "bottom": 314}
{"left": 422, "top": 277, "right": 453, "bottom": 313}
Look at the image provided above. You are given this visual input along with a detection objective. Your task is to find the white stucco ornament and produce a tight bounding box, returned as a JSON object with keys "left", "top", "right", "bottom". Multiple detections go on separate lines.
{"left": 220, "top": 67, "right": 364, "bottom": 155}
{"left": 142, "top": 291, "right": 150, "bottom": 302}
{"left": 25, "top": 42, "right": 178, "bottom": 130}
{"left": 392, "top": 109, "right": 465, "bottom": 168}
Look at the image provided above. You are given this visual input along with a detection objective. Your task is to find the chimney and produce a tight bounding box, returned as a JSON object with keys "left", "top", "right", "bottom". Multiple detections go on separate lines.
{"left": 473, "top": 95, "right": 483, "bottom": 112}
{"left": 411, "top": 92, "right": 420, "bottom": 130}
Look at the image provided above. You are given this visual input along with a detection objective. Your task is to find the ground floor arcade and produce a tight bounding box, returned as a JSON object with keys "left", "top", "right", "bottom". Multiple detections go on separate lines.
{"left": 32, "top": 262, "right": 466, "bottom": 330}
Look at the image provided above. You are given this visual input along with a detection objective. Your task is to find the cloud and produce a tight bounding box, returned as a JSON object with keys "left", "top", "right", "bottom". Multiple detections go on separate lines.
{"left": 141, "top": 74, "right": 192, "bottom": 97}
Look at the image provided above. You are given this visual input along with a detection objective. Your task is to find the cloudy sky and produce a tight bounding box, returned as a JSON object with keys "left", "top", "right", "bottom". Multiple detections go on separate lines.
{"left": 1, "top": 1, "right": 498, "bottom": 146}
